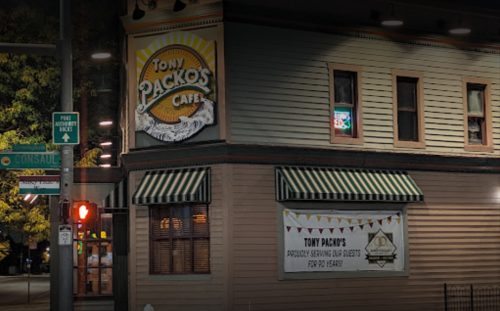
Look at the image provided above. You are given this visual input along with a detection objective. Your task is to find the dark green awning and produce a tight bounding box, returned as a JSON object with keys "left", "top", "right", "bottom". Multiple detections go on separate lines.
{"left": 276, "top": 167, "right": 423, "bottom": 202}
{"left": 132, "top": 167, "right": 210, "bottom": 205}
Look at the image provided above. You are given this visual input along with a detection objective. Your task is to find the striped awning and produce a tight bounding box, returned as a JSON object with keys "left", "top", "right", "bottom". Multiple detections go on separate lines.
{"left": 276, "top": 167, "right": 424, "bottom": 202}
{"left": 132, "top": 167, "right": 210, "bottom": 205}
{"left": 102, "top": 180, "right": 128, "bottom": 211}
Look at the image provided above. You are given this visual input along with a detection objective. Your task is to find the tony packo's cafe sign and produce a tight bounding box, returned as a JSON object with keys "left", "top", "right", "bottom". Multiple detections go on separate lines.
{"left": 136, "top": 31, "right": 216, "bottom": 142}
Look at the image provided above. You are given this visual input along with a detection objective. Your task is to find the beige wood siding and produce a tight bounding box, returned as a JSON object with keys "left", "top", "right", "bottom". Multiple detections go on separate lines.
{"left": 226, "top": 23, "right": 500, "bottom": 157}
{"left": 231, "top": 164, "right": 500, "bottom": 311}
{"left": 129, "top": 165, "right": 225, "bottom": 311}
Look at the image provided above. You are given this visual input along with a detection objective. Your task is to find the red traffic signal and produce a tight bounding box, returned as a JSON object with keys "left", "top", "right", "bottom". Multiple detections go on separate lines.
{"left": 72, "top": 201, "right": 98, "bottom": 223}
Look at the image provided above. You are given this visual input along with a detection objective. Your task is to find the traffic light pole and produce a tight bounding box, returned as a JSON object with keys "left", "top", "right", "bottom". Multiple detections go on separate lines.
{"left": 59, "top": 0, "right": 74, "bottom": 310}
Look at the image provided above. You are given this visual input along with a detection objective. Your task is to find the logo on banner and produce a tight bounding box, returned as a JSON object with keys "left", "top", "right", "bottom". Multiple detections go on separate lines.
{"left": 365, "top": 229, "right": 397, "bottom": 267}
{"left": 136, "top": 31, "right": 216, "bottom": 142}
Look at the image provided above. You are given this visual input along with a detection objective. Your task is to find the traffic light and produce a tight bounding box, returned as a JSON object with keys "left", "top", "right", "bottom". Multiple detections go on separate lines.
{"left": 72, "top": 201, "right": 98, "bottom": 223}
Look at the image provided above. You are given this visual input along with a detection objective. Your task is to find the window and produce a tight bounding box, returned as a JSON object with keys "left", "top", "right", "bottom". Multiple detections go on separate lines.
{"left": 329, "top": 63, "right": 364, "bottom": 145}
{"left": 391, "top": 70, "right": 425, "bottom": 149}
{"left": 150, "top": 204, "right": 210, "bottom": 275}
{"left": 462, "top": 77, "right": 493, "bottom": 152}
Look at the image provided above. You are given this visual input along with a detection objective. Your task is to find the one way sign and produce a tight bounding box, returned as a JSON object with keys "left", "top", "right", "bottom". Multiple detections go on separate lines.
{"left": 53, "top": 112, "right": 80, "bottom": 145}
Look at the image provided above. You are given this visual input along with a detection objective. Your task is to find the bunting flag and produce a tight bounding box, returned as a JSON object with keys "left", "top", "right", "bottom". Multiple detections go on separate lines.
{"left": 283, "top": 210, "right": 403, "bottom": 235}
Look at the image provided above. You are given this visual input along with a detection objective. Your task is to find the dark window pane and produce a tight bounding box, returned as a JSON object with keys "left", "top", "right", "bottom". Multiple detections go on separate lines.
{"left": 334, "top": 71, "right": 354, "bottom": 104}
{"left": 193, "top": 205, "right": 209, "bottom": 235}
{"left": 152, "top": 240, "right": 170, "bottom": 274}
{"left": 468, "top": 117, "right": 484, "bottom": 144}
{"left": 100, "top": 268, "right": 113, "bottom": 295}
{"left": 397, "top": 77, "right": 417, "bottom": 110}
{"left": 152, "top": 208, "right": 170, "bottom": 238}
{"left": 467, "top": 87, "right": 484, "bottom": 116}
{"left": 172, "top": 239, "right": 191, "bottom": 273}
{"left": 398, "top": 111, "right": 417, "bottom": 141}
{"left": 172, "top": 206, "right": 190, "bottom": 236}
{"left": 333, "top": 106, "right": 354, "bottom": 137}
{"left": 193, "top": 239, "right": 210, "bottom": 272}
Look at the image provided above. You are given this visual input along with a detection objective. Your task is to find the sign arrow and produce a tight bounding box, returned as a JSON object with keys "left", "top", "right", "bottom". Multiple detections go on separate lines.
{"left": 62, "top": 133, "right": 70, "bottom": 142}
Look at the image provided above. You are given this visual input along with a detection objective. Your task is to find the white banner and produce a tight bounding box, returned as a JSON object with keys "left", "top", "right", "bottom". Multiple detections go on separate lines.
{"left": 284, "top": 209, "right": 404, "bottom": 272}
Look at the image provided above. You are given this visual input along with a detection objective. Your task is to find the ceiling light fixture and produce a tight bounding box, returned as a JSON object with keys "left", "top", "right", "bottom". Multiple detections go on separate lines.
{"left": 371, "top": 3, "right": 404, "bottom": 27}
{"left": 437, "top": 13, "right": 471, "bottom": 35}
{"left": 132, "top": 0, "right": 146, "bottom": 20}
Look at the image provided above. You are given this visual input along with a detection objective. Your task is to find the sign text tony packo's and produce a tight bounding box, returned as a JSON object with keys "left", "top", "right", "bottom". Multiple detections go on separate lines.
{"left": 137, "top": 58, "right": 211, "bottom": 113}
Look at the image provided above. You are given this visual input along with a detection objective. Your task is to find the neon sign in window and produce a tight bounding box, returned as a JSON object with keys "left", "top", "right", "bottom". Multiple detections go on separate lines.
{"left": 333, "top": 107, "right": 353, "bottom": 137}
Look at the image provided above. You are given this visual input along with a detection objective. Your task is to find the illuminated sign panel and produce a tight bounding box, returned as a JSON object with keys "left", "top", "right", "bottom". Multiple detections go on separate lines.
{"left": 333, "top": 107, "right": 353, "bottom": 137}
{"left": 136, "top": 31, "right": 216, "bottom": 142}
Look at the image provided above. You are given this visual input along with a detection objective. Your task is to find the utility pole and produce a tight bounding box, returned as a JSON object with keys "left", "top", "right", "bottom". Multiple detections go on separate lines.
{"left": 59, "top": 0, "right": 74, "bottom": 310}
{"left": 0, "top": 1, "right": 73, "bottom": 310}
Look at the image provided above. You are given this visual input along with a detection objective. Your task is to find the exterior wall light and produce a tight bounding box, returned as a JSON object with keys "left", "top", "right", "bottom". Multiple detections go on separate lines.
{"left": 437, "top": 13, "right": 471, "bottom": 35}
{"left": 133, "top": 0, "right": 146, "bottom": 20}
{"left": 371, "top": 3, "right": 404, "bottom": 27}
{"left": 100, "top": 164, "right": 111, "bottom": 168}
{"left": 173, "top": 0, "right": 187, "bottom": 12}
{"left": 100, "top": 141, "right": 112, "bottom": 146}
{"left": 99, "top": 120, "right": 113, "bottom": 126}
{"left": 101, "top": 154, "right": 112, "bottom": 159}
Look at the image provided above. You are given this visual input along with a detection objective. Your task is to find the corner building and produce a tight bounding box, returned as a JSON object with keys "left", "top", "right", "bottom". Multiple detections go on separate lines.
{"left": 118, "top": 0, "right": 500, "bottom": 310}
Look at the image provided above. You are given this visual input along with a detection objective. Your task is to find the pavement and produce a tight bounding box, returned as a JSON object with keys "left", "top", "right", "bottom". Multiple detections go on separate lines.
{"left": 0, "top": 274, "right": 50, "bottom": 311}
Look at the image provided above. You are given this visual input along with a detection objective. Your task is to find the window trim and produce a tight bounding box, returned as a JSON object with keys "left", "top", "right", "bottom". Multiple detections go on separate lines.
{"left": 391, "top": 70, "right": 426, "bottom": 149}
{"left": 277, "top": 202, "right": 410, "bottom": 280}
{"left": 149, "top": 204, "right": 210, "bottom": 276}
{"left": 329, "top": 63, "right": 364, "bottom": 145}
{"left": 462, "top": 77, "right": 493, "bottom": 153}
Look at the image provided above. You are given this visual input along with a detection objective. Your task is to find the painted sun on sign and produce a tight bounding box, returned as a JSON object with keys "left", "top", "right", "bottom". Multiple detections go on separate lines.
{"left": 136, "top": 31, "right": 216, "bottom": 142}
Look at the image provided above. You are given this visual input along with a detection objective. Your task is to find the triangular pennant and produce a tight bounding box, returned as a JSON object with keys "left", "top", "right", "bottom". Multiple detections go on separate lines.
{"left": 368, "top": 219, "right": 372, "bottom": 224}
{"left": 388, "top": 216, "right": 392, "bottom": 222}
{"left": 286, "top": 226, "right": 291, "bottom": 232}
{"left": 308, "top": 228, "right": 313, "bottom": 233}
{"left": 378, "top": 219, "right": 383, "bottom": 225}
{"left": 337, "top": 218, "right": 342, "bottom": 223}
{"left": 295, "top": 213, "right": 300, "bottom": 219}
{"left": 359, "top": 224, "right": 364, "bottom": 230}
{"left": 347, "top": 219, "right": 352, "bottom": 224}
{"left": 319, "top": 229, "right": 324, "bottom": 234}
{"left": 316, "top": 215, "right": 322, "bottom": 222}
{"left": 397, "top": 218, "right": 401, "bottom": 224}
{"left": 297, "top": 228, "right": 302, "bottom": 233}
{"left": 285, "top": 210, "right": 290, "bottom": 216}
{"left": 397, "top": 213, "right": 401, "bottom": 217}
{"left": 358, "top": 219, "right": 362, "bottom": 224}
{"left": 349, "top": 226, "right": 354, "bottom": 232}
{"left": 387, "top": 218, "right": 392, "bottom": 224}
{"left": 306, "top": 214, "right": 312, "bottom": 220}
{"left": 369, "top": 222, "right": 373, "bottom": 228}
{"left": 329, "top": 228, "right": 334, "bottom": 233}
{"left": 340, "top": 228, "right": 344, "bottom": 233}
{"left": 326, "top": 217, "right": 332, "bottom": 223}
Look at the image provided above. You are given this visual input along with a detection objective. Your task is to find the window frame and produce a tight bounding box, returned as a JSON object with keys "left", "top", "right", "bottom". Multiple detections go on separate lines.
{"left": 462, "top": 77, "right": 493, "bottom": 153}
{"left": 149, "top": 203, "right": 210, "bottom": 276}
{"left": 328, "top": 63, "right": 364, "bottom": 145}
{"left": 391, "top": 70, "right": 426, "bottom": 149}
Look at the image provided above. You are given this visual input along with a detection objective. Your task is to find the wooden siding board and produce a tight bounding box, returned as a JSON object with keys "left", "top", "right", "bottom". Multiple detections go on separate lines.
{"left": 227, "top": 23, "right": 500, "bottom": 156}
{"left": 227, "top": 164, "right": 500, "bottom": 311}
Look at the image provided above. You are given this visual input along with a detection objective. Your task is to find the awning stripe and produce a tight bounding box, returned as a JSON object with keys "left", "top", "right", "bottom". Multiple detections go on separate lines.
{"left": 276, "top": 167, "right": 424, "bottom": 202}
{"left": 132, "top": 167, "right": 211, "bottom": 205}
{"left": 102, "top": 180, "right": 128, "bottom": 211}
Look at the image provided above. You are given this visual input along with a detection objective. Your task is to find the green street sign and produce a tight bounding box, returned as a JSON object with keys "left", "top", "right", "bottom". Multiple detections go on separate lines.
{"left": 53, "top": 112, "right": 79, "bottom": 145}
{"left": 12, "top": 144, "right": 47, "bottom": 152}
{"left": 0, "top": 152, "right": 60, "bottom": 169}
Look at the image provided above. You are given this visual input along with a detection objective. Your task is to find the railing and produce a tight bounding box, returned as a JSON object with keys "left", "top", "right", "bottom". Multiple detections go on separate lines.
{"left": 445, "top": 283, "right": 500, "bottom": 311}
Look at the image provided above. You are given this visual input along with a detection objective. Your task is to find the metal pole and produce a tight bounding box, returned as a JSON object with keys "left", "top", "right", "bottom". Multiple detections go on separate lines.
{"left": 59, "top": 0, "right": 74, "bottom": 310}
{"left": 27, "top": 247, "right": 30, "bottom": 303}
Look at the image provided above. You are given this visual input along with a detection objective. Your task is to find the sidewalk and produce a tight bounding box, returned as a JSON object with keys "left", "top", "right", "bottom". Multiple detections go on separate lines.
{"left": 0, "top": 274, "right": 50, "bottom": 311}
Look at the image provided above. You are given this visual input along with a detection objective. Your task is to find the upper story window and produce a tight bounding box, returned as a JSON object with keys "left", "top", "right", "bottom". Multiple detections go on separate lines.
{"left": 328, "top": 63, "right": 364, "bottom": 145}
{"left": 150, "top": 204, "right": 210, "bottom": 275}
{"left": 462, "top": 77, "right": 493, "bottom": 152}
{"left": 391, "top": 70, "right": 425, "bottom": 149}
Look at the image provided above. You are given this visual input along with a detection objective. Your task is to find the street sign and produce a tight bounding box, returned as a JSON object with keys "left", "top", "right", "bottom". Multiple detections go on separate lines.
{"left": 53, "top": 112, "right": 79, "bottom": 145}
{"left": 0, "top": 152, "right": 60, "bottom": 169}
{"left": 19, "top": 175, "right": 60, "bottom": 195}
{"left": 12, "top": 144, "right": 46, "bottom": 152}
{"left": 58, "top": 225, "right": 72, "bottom": 246}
